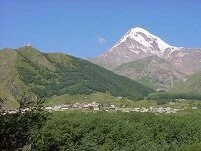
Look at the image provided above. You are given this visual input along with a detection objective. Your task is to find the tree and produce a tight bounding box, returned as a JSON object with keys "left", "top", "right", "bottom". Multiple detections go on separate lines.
{"left": 0, "top": 95, "right": 49, "bottom": 150}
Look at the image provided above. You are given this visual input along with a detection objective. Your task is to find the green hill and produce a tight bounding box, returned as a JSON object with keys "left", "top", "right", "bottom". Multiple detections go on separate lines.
{"left": 0, "top": 48, "right": 25, "bottom": 109}
{"left": 169, "top": 71, "right": 201, "bottom": 94}
{"left": 0, "top": 46, "right": 154, "bottom": 109}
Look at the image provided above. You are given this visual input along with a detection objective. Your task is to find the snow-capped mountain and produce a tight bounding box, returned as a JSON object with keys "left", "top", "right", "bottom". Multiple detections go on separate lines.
{"left": 109, "top": 27, "right": 179, "bottom": 57}
{"left": 90, "top": 27, "right": 201, "bottom": 75}
{"left": 91, "top": 27, "right": 183, "bottom": 69}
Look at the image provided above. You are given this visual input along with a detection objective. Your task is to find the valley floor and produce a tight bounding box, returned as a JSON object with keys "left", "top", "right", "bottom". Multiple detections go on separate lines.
{"left": 3, "top": 92, "right": 201, "bottom": 115}
{"left": 2, "top": 98, "right": 201, "bottom": 151}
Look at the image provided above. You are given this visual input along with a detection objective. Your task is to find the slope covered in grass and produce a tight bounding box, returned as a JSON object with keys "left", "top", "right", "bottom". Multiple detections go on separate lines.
{"left": 169, "top": 71, "right": 201, "bottom": 94}
{"left": 0, "top": 48, "right": 25, "bottom": 109}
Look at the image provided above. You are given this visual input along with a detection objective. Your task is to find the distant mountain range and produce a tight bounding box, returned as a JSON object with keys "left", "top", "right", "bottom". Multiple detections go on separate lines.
{"left": 90, "top": 27, "right": 201, "bottom": 90}
{"left": 0, "top": 46, "right": 153, "bottom": 109}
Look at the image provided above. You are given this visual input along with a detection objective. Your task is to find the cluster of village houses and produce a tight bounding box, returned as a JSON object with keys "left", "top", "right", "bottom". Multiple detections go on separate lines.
{"left": 44, "top": 102, "right": 181, "bottom": 114}
{"left": 2, "top": 101, "right": 199, "bottom": 115}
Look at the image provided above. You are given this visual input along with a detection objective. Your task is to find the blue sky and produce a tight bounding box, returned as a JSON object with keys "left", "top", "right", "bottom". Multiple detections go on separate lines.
{"left": 0, "top": 0, "right": 201, "bottom": 58}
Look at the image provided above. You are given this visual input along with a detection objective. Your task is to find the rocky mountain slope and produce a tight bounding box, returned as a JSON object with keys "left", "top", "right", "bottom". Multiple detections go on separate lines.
{"left": 0, "top": 46, "right": 154, "bottom": 109}
{"left": 167, "top": 48, "right": 201, "bottom": 75}
{"left": 112, "top": 56, "right": 187, "bottom": 90}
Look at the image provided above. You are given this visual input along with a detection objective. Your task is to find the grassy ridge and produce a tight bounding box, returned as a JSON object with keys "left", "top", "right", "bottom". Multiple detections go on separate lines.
{"left": 147, "top": 92, "right": 201, "bottom": 101}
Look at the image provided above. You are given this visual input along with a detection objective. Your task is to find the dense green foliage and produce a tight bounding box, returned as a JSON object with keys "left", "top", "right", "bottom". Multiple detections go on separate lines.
{"left": 32, "top": 111, "right": 201, "bottom": 151}
{"left": 0, "top": 94, "right": 49, "bottom": 150}
{"left": 0, "top": 110, "right": 49, "bottom": 150}
{"left": 15, "top": 47, "right": 154, "bottom": 100}
{"left": 179, "top": 142, "right": 201, "bottom": 151}
{"left": 147, "top": 92, "right": 201, "bottom": 101}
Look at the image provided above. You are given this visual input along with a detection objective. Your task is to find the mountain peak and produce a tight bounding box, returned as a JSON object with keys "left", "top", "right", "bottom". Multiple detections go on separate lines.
{"left": 117, "top": 27, "right": 177, "bottom": 51}
{"left": 129, "top": 27, "right": 162, "bottom": 42}
{"left": 130, "top": 27, "right": 153, "bottom": 35}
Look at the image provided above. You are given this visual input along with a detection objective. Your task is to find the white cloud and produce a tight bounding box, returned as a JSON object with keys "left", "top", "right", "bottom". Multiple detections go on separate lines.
{"left": 98, "top": 37, "right": 107, "bottom": 44}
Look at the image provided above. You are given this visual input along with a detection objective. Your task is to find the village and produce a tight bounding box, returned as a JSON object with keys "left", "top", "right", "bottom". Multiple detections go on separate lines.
{"left": 44, "top": 102, "right": 181, "bottom": 114}
{"left": 2, "top": 101, "right": 200, "bottom": 115}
